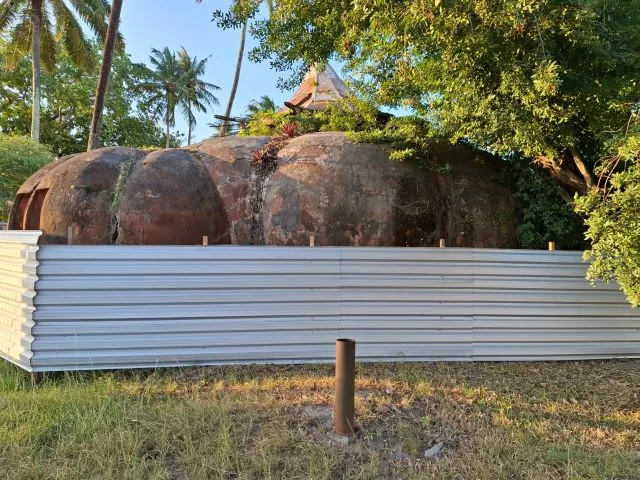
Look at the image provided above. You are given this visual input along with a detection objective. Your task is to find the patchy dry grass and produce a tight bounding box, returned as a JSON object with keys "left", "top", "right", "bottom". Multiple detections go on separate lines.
{"left": 1, "top": 360, "right": 639, "bottom": 479}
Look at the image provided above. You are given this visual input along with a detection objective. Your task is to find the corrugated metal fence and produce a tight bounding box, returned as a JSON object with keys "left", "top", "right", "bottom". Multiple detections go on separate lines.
{"left": 0, "top": 231, "right": 40, "bottom": 371}
{"left": 1, "top": 231, "right": 640, "bottom": 372}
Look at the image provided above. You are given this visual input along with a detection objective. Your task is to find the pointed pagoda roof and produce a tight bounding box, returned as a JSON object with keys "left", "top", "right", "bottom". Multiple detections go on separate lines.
{"left": 284, "top": 64, "right": 349, "bottom": 111}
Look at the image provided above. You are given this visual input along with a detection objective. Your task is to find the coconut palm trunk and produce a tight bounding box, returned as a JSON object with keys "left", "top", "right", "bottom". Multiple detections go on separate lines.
{"left": 88, "top": 0, "right": 124, "bottom": 151}
{"left": 30, "top": 0, "right": 43, "bottom": 141}
{"left": 220, "top": 19, "right": 247, "bottom": 137}
{"left": 187, "top": 100, "right": 193, "bottom": 145}
{"left": 165, "top": 108, "right": 171, "bottom": 148}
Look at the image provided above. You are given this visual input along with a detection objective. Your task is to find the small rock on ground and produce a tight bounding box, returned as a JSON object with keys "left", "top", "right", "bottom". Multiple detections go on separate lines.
{"left": 424, "top": 441, "right": 445, "bottom": 459}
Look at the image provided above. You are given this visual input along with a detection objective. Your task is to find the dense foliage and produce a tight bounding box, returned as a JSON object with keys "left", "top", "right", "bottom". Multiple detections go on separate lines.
{"left": 0, "top": 0, "right": 112, "bottom": 140}
{"left": 577, "top": 127, "right": 640, "bottom": 305}
{"left": 505, "top": 159, "right": 585, "bottom": 250}
{"left": 0, "top": 134, "right": 53, "bottom": 221}
{"left": 0, "top": 42, "right": 181, "bottom": 156}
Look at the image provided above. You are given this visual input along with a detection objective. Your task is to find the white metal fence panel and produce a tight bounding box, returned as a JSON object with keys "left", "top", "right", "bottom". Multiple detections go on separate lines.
{"left": 32, "top": 246, "right": 343, "bottom": 371}
{"left": 25, "top": 244, "right": 640, "bottom": 372}
{"left": 0, "top": 231, "right": 41, "bottom": 371}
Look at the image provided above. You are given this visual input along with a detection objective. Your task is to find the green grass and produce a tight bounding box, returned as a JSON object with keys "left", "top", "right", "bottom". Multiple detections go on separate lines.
{"left": 1, "top": 360, "right": 639, "bottom": 479}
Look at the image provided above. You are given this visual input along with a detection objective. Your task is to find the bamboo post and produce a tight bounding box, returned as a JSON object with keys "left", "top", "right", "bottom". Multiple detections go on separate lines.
{"left": 439, "top": 238, "right": 446, "bottom": 248}
{"left": 335, "top": 338, "right": 356, "bottom": 436}
{"left": 67, "top": 226, "right": 73, "bottom": 245}
{"left": 548, "top": 241, "right": 556, "bottom": 251}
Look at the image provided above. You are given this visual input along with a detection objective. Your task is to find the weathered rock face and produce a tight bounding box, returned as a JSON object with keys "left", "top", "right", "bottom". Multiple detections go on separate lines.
{"left": 9, "top": 132, "right": 518, "bottom": 247}
{"left": 190, "top": 135, "right": 270, "bottom": 244}
{"left": 263, "top": 133, "right": 517, "bottom": 247}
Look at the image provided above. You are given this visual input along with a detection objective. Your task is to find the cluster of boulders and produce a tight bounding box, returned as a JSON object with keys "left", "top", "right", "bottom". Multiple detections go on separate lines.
{"left": 10, "top": 132, "right": 518, "bottom": 247}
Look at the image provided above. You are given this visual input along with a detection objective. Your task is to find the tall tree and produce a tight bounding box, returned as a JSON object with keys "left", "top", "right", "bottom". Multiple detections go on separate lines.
{"left": 220, "top": 19, "right": 247, "bottom": 137}
{"left": 177, "top": 48, "right": 220, "bottom": 145}
{"left": 138, "top": 47, "right": 183, "bottom": 148}
{"left": 0, "top": 0, "right": 110, "bottom": 141}
{"left": 88, "top": 0, "right": 123, "bottom": 151}
{"left": 203, "top": 0, "right": 270, "bottom": 137}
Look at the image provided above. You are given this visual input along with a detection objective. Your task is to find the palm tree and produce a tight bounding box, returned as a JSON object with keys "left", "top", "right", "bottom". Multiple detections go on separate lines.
{"left": 137, "top": 47, "right": 183, "bottom": 148}
{"left": 246, "top": 95, "right": 277, "bottom": 116}
{"left": 88, "top": 0, "right": 123, "bottom": 151}
{"left": 195, "top": 0, "right": 274, "bottom": 137}
{"left": 220, "top": 18, "right": 247, "bottom": 137}
{"left": 0, "top": 0, "right": 110, "bottom": 141}
{"left": 177, "top": 48, "right": 220, "bottom": 146}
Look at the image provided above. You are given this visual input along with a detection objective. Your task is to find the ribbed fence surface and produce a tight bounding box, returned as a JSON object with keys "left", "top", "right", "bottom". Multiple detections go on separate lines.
{"left": 0, "top": 231, "right": 40, "bottom": 370}
{"left": 27, "top": 245, "right": 640, "bottom": 372}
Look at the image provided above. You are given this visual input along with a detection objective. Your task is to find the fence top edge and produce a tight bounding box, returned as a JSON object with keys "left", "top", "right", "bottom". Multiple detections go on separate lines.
{"left": 0, "top": 230, "right": 42, "bottom": 245}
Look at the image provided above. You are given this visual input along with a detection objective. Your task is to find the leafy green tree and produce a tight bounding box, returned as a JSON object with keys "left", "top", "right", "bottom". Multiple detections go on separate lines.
{"left": 177, "top": 48, "right": 220, "bottom": 146}
{"left": 0, "top": 0, "right": 110, "bottom": 141}
{"left": 0, "top": 41, "right": 178, "bottom": 155}
{"left": 250, "top": 0, "right": 640, "bottom": 196}
{"left": 576, "top": 124, "right": 640, "bottom": 305}
{"left": 0, "top": 134, "right": 53, "bottom": 221}
{"left": 246, "top": 95, "right": 277, "bottom": 116}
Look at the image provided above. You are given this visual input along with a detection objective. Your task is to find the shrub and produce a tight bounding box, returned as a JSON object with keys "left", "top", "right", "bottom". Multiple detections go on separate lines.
{"left": 504, "top": 159, "right": 585, "bottom": 250}
{"left": 0, "top": 134, "right": 54, "bottom": 222}
{"left": 576, "top": 133, "right": 640, "bottom": 306}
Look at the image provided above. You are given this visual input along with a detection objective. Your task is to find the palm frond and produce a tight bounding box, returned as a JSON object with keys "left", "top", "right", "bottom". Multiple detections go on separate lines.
{"left": 50, "top": 0, "right": 95, "bottom": 72}
{"left": 66, "top": 0, "right": 109, "bottom": 40}
{"left": 3, "top": 6, "right": 30, "bottom": 71}
{"left": 0, "top": 0, "right": 27, "bottom": 32}
{"left": 40, "top": 7, "right": 57, "bottom": 72}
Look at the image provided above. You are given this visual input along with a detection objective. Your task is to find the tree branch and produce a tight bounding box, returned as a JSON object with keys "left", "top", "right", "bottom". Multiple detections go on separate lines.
{"left": 569, "top": 149, "right": 595, "bottom": 190}
{"left": 535, "top": 155, "right": 590, "bottom": 195}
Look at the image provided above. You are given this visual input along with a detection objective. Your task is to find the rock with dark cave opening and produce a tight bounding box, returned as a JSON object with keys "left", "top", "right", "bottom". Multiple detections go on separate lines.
{"left": 9, "top": 132, "right": 518, "bottom": 247}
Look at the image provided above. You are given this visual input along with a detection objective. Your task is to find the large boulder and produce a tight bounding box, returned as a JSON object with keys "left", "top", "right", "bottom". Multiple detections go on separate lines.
{"left": 263, "top": 132, "right": 517, "bottom": 247}
{"left": 9, "top": 132, "right": 518, "bottom": 247}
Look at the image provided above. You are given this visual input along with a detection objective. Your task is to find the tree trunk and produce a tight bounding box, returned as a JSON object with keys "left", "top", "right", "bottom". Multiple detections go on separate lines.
{"left": 165, "top": 109, "right": 171, "bottom": 148}
{"left": 88, "top": 0, "right": 123, "bottom": 151}
{"left": 220, "top": 19, "right": 247, "bottom": 137}
{"left": 187, "top": 101, "right": 192, "bottom": 146}
{"left": 30, "top": 0, "right": 43, "bottom": 142}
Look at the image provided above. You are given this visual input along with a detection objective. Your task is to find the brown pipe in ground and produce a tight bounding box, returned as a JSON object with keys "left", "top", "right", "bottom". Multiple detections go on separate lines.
{"left": 335, "top": 338, "right": 356, "bottom": 436}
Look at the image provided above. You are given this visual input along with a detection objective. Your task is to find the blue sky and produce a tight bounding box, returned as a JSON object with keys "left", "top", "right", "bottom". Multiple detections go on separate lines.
{"left": 119, "top": 0, "right": 294, "bottom": 144}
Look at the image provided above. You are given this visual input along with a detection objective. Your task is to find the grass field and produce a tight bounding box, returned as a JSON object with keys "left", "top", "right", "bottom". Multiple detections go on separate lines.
{"left": 1, "top": 360, "right": 639, "bottom": 479}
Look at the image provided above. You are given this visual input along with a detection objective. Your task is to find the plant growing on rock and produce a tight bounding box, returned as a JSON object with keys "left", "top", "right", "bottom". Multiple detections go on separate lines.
{"left": 281, "top": 122, "right": 299, "bottom": 138}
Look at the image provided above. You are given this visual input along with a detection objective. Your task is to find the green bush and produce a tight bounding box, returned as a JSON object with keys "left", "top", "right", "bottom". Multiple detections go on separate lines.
{"left": 240, "top": 96, "right": 380, "bottom": 137}
{"left": 504, "top": 159, "right": 585, "bottom": 250}
{"left": 576, "top": 133, "right": 640, "bottom": 306}
{"left": 0, "top": 135, "right": 54, "bottom": 222}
